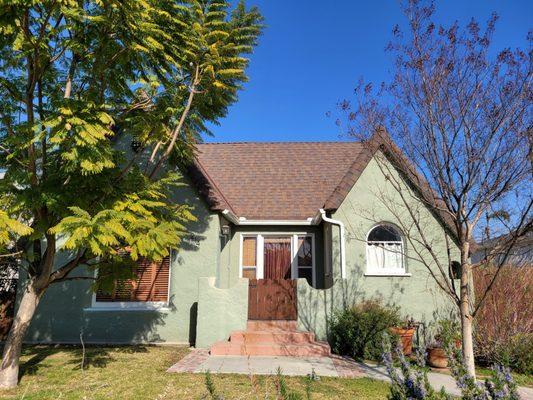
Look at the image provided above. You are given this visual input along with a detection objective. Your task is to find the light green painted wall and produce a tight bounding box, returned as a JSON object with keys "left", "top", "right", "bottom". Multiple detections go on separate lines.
{"left": 21, "top": 151, "right": 458, "bottom": 346}
{"left": 22, "top": 177, "right": 222, "bottom": 345}
{"left": 298, "top": 154, "right": 458, "bottom": 339}
{"left": 196, "top": 277, "right": 248, "bottom": 348}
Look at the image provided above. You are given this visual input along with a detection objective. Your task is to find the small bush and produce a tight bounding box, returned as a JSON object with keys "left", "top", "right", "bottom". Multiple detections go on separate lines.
{"left": 382, "top": 333, "right": 522, "bottom": 400}
{"left": 445, "top": 338, "right": 521, "bottom": 400}
{"left": 488, "top": 333, "right": 533, "bottom": 375}
{"left": 328, "top": 299, "right": 401, "bottom": 360}
{"left": 382, "top": 334, "right": 450, "bottom": 400}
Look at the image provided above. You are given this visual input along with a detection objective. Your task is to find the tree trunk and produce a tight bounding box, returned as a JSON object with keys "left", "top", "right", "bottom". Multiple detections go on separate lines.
{"left": 460, "top": 241, "right": 476, "bottom": 379}
{"left": 0, "top": 283, "right": 42, "bottom": 389}
{"left": 460, "top": 295, "right": 476, "bottom": 378}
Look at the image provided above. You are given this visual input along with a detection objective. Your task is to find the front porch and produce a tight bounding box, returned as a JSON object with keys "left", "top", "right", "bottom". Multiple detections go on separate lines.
{"left": 209, "top": 277, "right": 331, "bottom": 357}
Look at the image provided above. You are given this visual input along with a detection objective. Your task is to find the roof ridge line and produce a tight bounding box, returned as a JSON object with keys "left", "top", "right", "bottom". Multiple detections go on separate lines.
{"left": 194, "top": 157, "right": 238, "bottom": 216}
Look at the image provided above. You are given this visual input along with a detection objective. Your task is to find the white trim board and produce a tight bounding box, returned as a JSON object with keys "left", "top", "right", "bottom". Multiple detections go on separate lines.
{"left": 238, "top": 232, "right": 316, "bottom": 287}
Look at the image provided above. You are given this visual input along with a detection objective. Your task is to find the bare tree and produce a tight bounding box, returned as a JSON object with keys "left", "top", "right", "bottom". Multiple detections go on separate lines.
{"left": 337, "top": 0, "right": 532, "bottom": 378}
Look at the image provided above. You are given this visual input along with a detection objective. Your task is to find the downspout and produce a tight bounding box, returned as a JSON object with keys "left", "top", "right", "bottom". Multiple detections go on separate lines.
{"left": 319, "top": 209, "right": 346, "bottom": 279}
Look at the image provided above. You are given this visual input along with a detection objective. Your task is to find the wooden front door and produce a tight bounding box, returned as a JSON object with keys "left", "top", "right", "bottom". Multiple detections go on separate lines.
{"left": 248, "top": 236, "right": 297, "bottom": 320}
{"left": 263, "top": 237, "right": 292, "bottom": 279}
{"left": 248, "top": 279, "right": 297, "bottom": 320}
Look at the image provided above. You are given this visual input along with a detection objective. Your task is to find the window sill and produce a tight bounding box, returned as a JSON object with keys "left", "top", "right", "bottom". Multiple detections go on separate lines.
{"left": 84, "top": 303, "right": 170, "bottom": 312}
{"left": 364, "top": 272, "right": 412, "bottom": 277}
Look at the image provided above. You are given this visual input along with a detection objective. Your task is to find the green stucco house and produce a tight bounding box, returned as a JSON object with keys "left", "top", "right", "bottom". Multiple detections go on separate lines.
{"left": 22, "top": 132, "right": 458, "bottom": 352}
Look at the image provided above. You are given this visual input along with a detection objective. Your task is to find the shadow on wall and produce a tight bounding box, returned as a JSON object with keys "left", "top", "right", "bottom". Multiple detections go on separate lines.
{"left": 298, "top": 247, "right": 453, "bottom": 341}
{"left": 297, "top": 268, "right": 365, "bottom": 341}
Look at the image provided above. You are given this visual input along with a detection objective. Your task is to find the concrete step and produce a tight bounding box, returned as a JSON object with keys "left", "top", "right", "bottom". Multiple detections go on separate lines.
{"left": 247, "top": 320, "right": 298, "bottom": 332}
{"left": 210, "top": 341, "right": 331, "bottom": 357}
{"left": 230, "top": 330, "right": 315, "bottom": 345}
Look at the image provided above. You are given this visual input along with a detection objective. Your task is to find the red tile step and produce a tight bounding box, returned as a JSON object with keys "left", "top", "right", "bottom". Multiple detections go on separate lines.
{"left": 247, "top": 320, "right": 298, "bottom": 331}
{"left": 229, "top": 330, "right": 315, "bottom": 345}
{"left": 210, "top": 320, "right": 331, "bottom": 357}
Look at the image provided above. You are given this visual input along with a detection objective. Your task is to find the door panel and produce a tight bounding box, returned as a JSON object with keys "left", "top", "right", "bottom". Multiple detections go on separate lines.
{"left": 248, "top": 279, "right": 297, "bottom": 320}
{"left": 263, "top": 237, "right": 292, "bottom": 279}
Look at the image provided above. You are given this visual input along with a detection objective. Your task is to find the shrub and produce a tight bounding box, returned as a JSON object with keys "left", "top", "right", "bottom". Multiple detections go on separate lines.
{"left": 382, "top": 334, "right": 450, "bottom": 400}
{"left": 445, "top": 338, "right": 521, "bottom": 400}
{"left": 382, "top": 334, "right": 521, "bottom": 400}
{"left": 473, "top": 265, "right": 533, "bottom": 374}
{"left": 328, "top": 299, "right": 401, "bottom": 360}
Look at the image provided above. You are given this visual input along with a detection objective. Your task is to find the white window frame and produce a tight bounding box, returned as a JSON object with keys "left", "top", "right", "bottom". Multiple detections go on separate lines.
{"left": 88, "top": 250, "right": 172, "bottom": 311}
{"left": 239, "top": 232, "right": 316, "bottom": 286}
{"left": 365, "top": 224, "right": 411, "bottom": 277}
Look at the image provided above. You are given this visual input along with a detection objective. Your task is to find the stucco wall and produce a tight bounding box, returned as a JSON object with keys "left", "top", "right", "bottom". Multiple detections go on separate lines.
{"left": 20, "top": 151, "right": 458, "bottom": 346}
{"left": 298, "top": 154, "right": 458, "bottom": 338}
{"left": 22, "top": 176, "right": 222, "bottom": 345}
{"left": 195, "top": 277, "right": 248, "bottom": 348}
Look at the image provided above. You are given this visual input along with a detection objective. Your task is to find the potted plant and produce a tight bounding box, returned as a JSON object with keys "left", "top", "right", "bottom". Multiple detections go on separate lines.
{"left": 427, "top": 337, "right": 448, "bottom": 368}
{"left": 427, "top": 319, "right": 461, "bottom": 368}
{"left": 389, "top": 317, "right": 418, "bottom": 355}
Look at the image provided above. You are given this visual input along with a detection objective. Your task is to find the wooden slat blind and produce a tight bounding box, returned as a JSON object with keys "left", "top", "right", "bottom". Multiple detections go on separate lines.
{"left": 96, "top": 256, "right": 170, "bottom": 302}
{"left": 242, "top": 237, "right": 257, "bottom": 266}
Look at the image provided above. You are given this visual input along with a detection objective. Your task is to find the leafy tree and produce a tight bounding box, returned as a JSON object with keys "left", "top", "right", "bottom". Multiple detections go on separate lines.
{"left": 337, "top": 0, "right": 531, "bottom": 378}
{"left": 0, "top": 0, "right": 262, "bottom": 389}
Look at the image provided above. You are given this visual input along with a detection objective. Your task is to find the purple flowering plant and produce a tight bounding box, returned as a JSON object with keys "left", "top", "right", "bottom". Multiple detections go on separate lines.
{"left": 445, "top": 340, "right": 521, "bottom": 400}
{"left": 382, "top": 333, "right": 450, "bottom": 400}
{"left": 382, "top": 332, "right": 521, "bottom": 400}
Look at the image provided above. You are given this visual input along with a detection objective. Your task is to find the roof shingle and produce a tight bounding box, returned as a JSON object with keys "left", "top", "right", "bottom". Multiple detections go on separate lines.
{"left": 193, "top": 142, "right": 364, "bottom": 220}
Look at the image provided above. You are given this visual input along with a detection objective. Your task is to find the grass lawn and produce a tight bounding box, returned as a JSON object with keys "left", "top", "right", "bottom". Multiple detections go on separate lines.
{"left": 0, "top": 345, "right": 390, "bottom": 399}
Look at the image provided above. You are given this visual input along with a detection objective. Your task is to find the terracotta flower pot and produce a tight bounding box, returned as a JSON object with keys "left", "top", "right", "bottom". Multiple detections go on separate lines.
{"left": 389, "top": 327, "right": 416, "bottom": 355}
{"left": 427, "top": 347, "right": 448, "bottom": 368}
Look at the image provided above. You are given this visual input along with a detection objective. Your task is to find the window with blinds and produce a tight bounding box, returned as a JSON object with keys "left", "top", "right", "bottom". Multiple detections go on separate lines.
{"left": 96, "top": 256, "right": 170, "bottom": 303}
{"left": 241, "top": 237, "right": 257, "bottom": 279}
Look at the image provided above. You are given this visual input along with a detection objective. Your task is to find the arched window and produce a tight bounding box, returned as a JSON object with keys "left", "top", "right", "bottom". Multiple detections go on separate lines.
{"left": 366, "top": 224, "right": 406, "bottom": 275}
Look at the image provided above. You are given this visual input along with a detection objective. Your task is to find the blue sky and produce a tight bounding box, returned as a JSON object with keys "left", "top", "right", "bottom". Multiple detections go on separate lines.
{"left": 206, "top": 0, "right": 532, "bottom": 143}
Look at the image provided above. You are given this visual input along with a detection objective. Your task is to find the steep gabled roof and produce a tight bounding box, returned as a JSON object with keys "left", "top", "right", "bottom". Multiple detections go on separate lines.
{"left": 187, "top": 132, "right": 458, "bottom": 239}
{"left": 188, "top": 142, "right": 363, "bottom": 220}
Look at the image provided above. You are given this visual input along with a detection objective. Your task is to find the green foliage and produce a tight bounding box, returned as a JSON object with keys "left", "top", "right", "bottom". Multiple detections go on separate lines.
{"left": 204, "top": 370, "right": 222, "bottom": 400}
{"left": 428, "top": 318, "right": 461, "bottom": 347}
{"left": 382, "top": 334, "right": 450, "bottom": 400}
{"left": 203, "top": 368, "right": 313, "bottom": 400}
{"left": 328, "top": 300, "right": 401, "bottom": 361}
{"left": 487, "top": 333, "right": 533, "bottom": 375}
{"left": 445, "top": 340, "right": 521, "bottom": 400}
{"left": 0, "top": 210, "right": 32, "bottom": 251}
{"left": 0, "top": 0, "right": 262, "bottom": 278}
{"left": 275, "top": 367, "right": 311, "bottom": 400}
{"left": 50, "top": 172, "right": 193, "bottom": 261}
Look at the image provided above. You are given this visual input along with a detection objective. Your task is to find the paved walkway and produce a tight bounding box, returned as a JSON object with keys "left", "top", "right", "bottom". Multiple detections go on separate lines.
{"left": 168, "top": 350, "right": 533, "bottom": 399}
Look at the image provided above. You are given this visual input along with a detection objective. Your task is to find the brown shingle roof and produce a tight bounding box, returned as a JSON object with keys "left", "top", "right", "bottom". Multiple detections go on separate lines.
{"left": 187, "top": 134, "right": 459, "bottom": 242}
{"left": 191, "top": 142, "right": 364, "bottom": 220}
